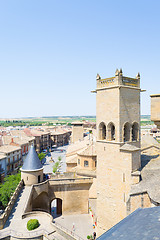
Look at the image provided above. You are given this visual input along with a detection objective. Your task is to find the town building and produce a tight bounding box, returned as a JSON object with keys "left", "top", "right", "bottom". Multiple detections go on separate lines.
{"left": 0, "top": 154, "right": 6, "bottom": 183}
{"left": 71, "top": 121, "right": 84, "bottom": 143}
{"left": 50, "top": 128, "right": 71, "bottom": 147}
{"left": 24, "top": 128, "right": 51, "bottom": 153}
{"left": 0, "top": 145, "right": 21, "bottom": 175}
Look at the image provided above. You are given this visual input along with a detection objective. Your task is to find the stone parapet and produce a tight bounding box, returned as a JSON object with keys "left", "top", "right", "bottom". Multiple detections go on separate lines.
{"left": 96, "top": 69, "right": 140, "bottom": 90}
{"left": 0, "top": 180, "right": 24, "bottom": 230}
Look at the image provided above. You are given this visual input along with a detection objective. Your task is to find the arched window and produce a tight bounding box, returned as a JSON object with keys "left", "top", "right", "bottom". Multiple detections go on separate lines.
{"left": 107, "top": 122, "right": 115, "bottom": 141}
{"left": 84, "top": 160, "right": 89, "bottom": 167}
{"left": 99, "top": 122, "right": 106, "bottom": 140}
{"left": 132, "top": 122, "right": 139, "bottom": 141}
{"left": 124, "top": 122, "right": 130, "bottom": 142}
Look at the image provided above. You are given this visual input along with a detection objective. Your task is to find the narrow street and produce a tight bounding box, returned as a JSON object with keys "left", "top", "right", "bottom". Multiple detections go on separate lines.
{"left": 43, "top": 145, "right": 68, "bottom": 174}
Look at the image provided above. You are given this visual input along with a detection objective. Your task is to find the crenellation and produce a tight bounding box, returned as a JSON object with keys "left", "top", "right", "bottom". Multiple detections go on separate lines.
{"left": 96, "top": 69, "right": 140, "bottom": 90}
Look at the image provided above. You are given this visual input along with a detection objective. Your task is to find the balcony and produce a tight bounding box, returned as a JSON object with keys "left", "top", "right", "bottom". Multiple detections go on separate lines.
{"left": 0, "top": 168, "right": 5, "bottom": 174}
{"left": 7, "top": 158, "right": 21, "bottom": 166}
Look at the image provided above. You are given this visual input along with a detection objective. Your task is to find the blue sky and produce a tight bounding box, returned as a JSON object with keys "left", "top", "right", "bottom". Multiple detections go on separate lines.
{"left": 0, "top": 0, "right": 159, "bottom": 118}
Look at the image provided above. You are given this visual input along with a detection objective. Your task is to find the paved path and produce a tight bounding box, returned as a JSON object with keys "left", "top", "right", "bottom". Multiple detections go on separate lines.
{"left": 43, "top": 145, "right": 68, "bottom": 174}
{"left": 4, "top": 186, "right": 31, "bottom": 229}
{"left": 54, "top": 214, "right": 95, "bottom": 239}
{"left": 1, "top": 186, "right": 65, "bottom": 239}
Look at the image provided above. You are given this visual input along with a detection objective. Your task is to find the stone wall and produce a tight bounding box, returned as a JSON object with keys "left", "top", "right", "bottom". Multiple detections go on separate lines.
{"left": 23, "top": 177, "right": 92, "bottom": 216}
{"left": 129, "top": 192, "right": 151, "bottom": 213}
{"left": 0, "top": 180, "right": 24, "bottom": 230}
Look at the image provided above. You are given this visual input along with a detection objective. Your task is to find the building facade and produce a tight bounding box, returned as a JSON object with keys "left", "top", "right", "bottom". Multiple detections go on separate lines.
{"left": 0, "top": 145, "right": 21, "bottom": 175}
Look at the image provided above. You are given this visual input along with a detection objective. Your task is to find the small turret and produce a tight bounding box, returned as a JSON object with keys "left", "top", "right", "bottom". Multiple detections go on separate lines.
{"left": 21, "top": 146, "right": 43, "bottom": 186}
{"left": 136, "top": 72, "right": 140, "bottom": 79}
{"left": 96, "top": 73, "right": 101, "bottom": 80}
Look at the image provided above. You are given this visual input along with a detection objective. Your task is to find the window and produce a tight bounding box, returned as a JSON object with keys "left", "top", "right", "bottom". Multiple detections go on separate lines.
{"left": 38, "top": 175, "right": 41, "bottom": 183}
{"left": 132, "top": 122, "right": 139, "bottom": 141}
{"left": 84, "top": 161, "right": 89, "bottom": 167}
{"left": 95, "top": 160, "right": 97, "bottom": 168}
{"left": 124, "top": 122, "right": 130, "bottom": 142}
{"left": 127, "top": 199, "right": 131, "bottom": 212}
{"left": 107, "top": 122, "right": 115, "bottom": 140}
{"left": 123, "top": 173, "right": 125, "bottom": 182}
{"left": 99, "top": 122, "right": 106, "bottom": 140}
{"left": 78, "top": 159, "right": 80, "bottom": 164}
{"left": 141, "top": 195, "right": 144, "bottom": 208}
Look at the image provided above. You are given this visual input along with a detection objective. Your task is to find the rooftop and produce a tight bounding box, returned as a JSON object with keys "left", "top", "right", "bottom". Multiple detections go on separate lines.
{"left": 131, "top": 151, "right": 160, "bottom": 203}
{"left": 97, "top": 207, "right": 160, "bottom": 240}
{"left": 0, "top": 145, "right": 21, "bottom": 153}
{"left": 141, "top": 134, "right": 160, "bottom": 149}
{"left": 2, "top": 136, "right": 28, "bottom": 146}
{"left": 21, "top": 145, "right": 43, "bottom": 171}
{"left": 77, "top": 143, "right": 96, "bottom": 156}
{"left": 66, "top": 136, "right": 90, "bottom": 156}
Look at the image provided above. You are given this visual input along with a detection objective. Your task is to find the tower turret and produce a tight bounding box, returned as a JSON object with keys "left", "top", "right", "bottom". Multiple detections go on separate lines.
{"left": 21, "top": 145, "right": 43, "bottom": 186}
{"left": 95, "top": 69, "right": 141, "bottom": 235}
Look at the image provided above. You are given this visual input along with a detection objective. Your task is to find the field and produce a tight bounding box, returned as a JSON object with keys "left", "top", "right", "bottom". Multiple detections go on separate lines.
{"left": 0, "top": 115, "right": 153, "bottom": 127}
{"left": 0, "top": 116, "right": 96, "bottom": 127}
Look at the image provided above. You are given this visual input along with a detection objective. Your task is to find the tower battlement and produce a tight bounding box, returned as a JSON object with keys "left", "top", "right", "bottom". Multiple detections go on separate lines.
{"left": 96, "top": 69, "right": 140, "bottom": 90}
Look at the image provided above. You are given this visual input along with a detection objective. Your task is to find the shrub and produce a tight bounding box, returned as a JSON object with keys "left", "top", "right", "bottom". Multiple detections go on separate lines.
{"left": 27, "top": 219, "right": 39, "bottom": 231}
{"left": 87, "top": 235, "right": 93, "bottom": 240}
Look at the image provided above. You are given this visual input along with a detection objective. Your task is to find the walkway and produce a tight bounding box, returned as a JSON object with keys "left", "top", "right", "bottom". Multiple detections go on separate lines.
{"left": 54, "top": 214, "right": 94, "bottom": 239}
{"left": 4, "top": 186, "right": 31, "bottom": 229}
{"left": 1, "top": 186, "right": 74, "bottom": 240}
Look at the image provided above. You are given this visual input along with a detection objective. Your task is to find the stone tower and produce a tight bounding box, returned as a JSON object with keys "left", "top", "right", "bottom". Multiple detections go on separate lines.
{"left": 95, "top": 69, "right": 141, "bottom": 235}
{"left": 71, "top": 121, "right": 84, "bottom": 143}
{"left": 21, "top": 145, "right": 43, "bottom": 186}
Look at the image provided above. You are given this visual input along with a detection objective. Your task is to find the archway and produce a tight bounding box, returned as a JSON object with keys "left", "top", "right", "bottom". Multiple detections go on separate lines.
{"left": 51, "top": 198, "right": 62, "bottom": 218}
{"left": 132, "top": 122, "right": 139, "bottom": 141}
{"left": 99, "top": 122, "right": 106, "bottom": 140}
{"left": 123, "top": 122, "right": 130, "bottom": 142}
{"left": 32, "top": 192, "right": 50, "bottom": 212}
{"left": 107, "top": 122, "right": 115, "bottom": 141}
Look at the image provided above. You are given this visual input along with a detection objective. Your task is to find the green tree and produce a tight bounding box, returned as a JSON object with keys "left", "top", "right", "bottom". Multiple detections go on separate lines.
{"left": 38, "top": 152, "right": 46, "bottom": 162}
{"left": 0, "top": 172, "right": 21, "bottom": 208}
{"left": 52, "top": 161, "right": 60, "bottom": 174}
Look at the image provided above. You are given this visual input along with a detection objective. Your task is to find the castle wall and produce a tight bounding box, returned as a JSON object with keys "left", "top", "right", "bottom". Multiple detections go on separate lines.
{"left": 49, "top": 182, "right": 90, "bottom": 215}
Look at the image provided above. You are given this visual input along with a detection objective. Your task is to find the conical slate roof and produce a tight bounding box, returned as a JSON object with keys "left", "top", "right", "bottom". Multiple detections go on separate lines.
{"left": 22, "top": 145, "right": 43, "bottom": 171}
